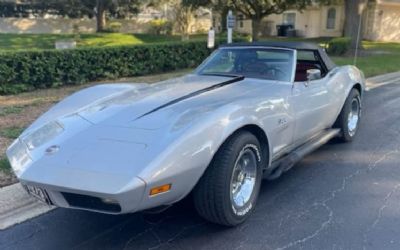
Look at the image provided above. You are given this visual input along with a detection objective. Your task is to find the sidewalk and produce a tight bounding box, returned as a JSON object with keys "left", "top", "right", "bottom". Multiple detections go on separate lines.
{"left": 0, "top": 183, "right": 54, "bottom": 230}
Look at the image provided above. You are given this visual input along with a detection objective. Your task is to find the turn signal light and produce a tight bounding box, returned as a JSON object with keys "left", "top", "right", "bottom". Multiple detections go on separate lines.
{"left": 150, "top": 184, "right": 172, "bottom": 196}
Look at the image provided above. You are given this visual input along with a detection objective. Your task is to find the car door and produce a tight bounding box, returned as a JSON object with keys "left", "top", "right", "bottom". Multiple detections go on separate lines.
{"left": 291, "top": 74, "right": 332, "bottom": 145}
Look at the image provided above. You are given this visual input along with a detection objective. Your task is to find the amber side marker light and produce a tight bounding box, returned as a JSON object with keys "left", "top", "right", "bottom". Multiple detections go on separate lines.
{"left": 150, "top": 184, "right": 172, "bottom": 196}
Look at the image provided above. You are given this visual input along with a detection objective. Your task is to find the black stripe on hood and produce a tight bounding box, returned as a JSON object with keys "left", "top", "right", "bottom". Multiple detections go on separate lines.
{"left": 135, "top": 75, "right": 245, "bottom": 120}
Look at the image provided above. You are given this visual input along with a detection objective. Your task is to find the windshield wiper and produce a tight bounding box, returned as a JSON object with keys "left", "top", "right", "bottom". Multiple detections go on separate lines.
{"left": 200, "top": 72, "right": 245, "bottom": 78}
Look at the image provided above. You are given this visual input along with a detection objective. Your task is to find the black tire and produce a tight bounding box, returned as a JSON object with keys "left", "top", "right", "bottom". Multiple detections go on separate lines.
{"left": 193, "top": 131, "right": 263, "bottom": 226}
{"left": 334, "top": 88, "right": 362, "bottom": 142}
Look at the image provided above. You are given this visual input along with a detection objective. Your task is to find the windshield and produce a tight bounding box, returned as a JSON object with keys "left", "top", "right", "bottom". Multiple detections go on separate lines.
{"left": 196, "top": 47, "right": 295, "bottom": 82}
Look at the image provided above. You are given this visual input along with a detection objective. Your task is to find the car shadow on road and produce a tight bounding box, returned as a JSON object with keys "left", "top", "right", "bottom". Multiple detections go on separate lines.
{"left": 68, "top": 162, "right": 319, "bottom": 250}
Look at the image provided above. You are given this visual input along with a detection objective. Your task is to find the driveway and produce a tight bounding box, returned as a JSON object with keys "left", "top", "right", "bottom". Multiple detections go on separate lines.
{"left": 1, "top": 77, "right": 400, "bottom": 250}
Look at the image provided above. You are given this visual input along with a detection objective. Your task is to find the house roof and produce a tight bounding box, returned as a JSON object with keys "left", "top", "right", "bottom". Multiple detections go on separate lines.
{"left": 220, "top": 41, "right": 322, "bottom": 50}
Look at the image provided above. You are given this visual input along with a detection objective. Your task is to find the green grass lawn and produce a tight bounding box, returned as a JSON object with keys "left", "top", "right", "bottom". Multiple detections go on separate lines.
{"left": 332, "top": 55, "right": 400, "bottom": 78}
{"left": 0, "top": 33, "right": 205, "bottom": 51}
{"left": 332, "top": 40, "right": 400, "bottom": 77}
{"left": 0, "top": 158, "right": 11, "bottom": 173}
{"left": 262, "top": 37, "right": 400, "bottom": 77}
{"left": 0, "top": 127, "right": 25, "bottom": 139}
{"left": 363, "top": 41, "right": 400, "bottom": 53}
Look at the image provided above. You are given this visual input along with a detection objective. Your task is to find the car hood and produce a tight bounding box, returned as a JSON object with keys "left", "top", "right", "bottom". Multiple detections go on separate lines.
{"left": 75, "top": 74, "right": 240, "bottom": 127}
{"left": 24, "top": 74, "right": 242, "bottom": 133}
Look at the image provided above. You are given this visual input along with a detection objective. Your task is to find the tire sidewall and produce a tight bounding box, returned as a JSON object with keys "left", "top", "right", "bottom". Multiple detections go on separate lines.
{"left": 342, "top": 89, "right": 361, "bottom": 141}
{"left": 223, "top": 134, "right": 263, "bottom": 225}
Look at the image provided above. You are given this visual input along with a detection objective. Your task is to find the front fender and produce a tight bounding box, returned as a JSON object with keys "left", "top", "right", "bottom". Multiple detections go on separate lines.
{"left": 136, "top": 103, "right": 271, "bottom": 210}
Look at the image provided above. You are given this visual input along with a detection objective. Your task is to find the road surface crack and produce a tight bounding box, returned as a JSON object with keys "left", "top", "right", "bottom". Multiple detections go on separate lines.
{"left": 362, "top": 183, "right": 400, "bottom": 250}
{"left": 274, "top": 148, "right": 399, "bottom": 250}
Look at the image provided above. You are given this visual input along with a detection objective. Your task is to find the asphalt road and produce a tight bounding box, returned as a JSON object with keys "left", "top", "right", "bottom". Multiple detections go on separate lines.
{"left": 2, "top": 80, "right": 400, "bottom": 250}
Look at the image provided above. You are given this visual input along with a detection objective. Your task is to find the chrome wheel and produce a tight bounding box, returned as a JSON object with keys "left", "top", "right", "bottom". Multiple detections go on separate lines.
{"left": 348, "top": 97, "right": 360, "bottom": 137}
{"left": 230, "top": 146, "right": 258, "bottom": 209}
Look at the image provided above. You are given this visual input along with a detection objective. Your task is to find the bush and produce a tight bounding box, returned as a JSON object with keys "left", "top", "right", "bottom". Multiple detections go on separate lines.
{"left": 148, "top": 19, "right": 173, "bottom": 35}
{"left": 104, "top": 22, "right": 122, "bottom": 33}
{"left": 0, "top": 39, "right": 246, "bottom": 95}
{"left": 327, "top": 37, "right": 352, "bottom": 56}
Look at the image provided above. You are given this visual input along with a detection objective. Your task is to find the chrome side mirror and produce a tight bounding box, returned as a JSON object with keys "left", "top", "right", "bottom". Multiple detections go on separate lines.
{"left": 306, "top": 69, "right": 321, "bottom": 81}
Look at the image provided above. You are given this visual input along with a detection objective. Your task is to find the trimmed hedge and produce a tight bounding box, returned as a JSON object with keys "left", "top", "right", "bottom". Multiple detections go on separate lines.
{"left": 0, "top": 39, "right": 246, "bottom": 95}
{"left": 327, "top": 37, "right": 352, "bottom": 56}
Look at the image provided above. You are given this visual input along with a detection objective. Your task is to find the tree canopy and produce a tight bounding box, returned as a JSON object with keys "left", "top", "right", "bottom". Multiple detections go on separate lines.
{"left": 231, "top": 0, "right": 316, "bottom": 40}
{"left": 0, "top": 0, "right": 141, "bottom": 32}
{"left": 0, "top": 0, "right": 367, "bottom": 44}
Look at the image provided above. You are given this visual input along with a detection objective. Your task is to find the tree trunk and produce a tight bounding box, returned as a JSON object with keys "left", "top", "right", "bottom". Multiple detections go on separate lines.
{"left": 251, "top": 18, "right": 261, "bottom": 41}
{"left": 176, "top": 5, "right": 193, "bottom": 41}
{"left": 344, "top": 0, "right": 365, "bottom": 53}
{"left": 96, "top": 0, "right": 106, "bottom": 32}
{"left": 220, "top": 7, "right": 229, "bottom": 32}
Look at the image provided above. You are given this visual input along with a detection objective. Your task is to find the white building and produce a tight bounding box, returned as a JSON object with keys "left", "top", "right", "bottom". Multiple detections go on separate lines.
{"left": 231, "top": 0, "right": 400, "bottom": 42}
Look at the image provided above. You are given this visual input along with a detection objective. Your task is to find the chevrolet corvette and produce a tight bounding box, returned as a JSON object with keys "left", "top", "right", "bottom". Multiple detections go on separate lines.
{"left": 7, "top": 42, "right": 365, "bottom": 226}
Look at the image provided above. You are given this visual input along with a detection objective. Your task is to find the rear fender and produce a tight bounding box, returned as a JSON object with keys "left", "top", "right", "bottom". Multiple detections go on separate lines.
{"left": 331, "top": 66, "right": 365, "bottom": 126}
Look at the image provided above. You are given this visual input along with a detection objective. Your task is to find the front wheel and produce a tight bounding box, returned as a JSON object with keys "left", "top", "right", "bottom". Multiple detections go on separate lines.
{"left": 335, "top": 88, "right": 362, "bottom": 142}
{"left": 193, "top": 131, "right": 263, "bottom": 226}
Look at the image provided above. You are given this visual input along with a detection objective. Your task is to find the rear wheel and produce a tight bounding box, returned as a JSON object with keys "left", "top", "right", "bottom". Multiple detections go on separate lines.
{"left": 193, "top": 131, "right": 262, "bottom": 226}
{"left": 335, "top": 88, "right": 361, "bottom": 142}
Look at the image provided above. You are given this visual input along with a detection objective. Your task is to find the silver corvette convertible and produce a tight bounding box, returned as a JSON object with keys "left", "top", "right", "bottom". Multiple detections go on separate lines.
{"left": 7, "top": 42, "right": 365, "bottom": 226}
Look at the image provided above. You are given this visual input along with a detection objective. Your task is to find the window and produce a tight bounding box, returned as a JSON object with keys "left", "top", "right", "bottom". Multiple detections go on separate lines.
{"left": 196, "top": 48, "right": 295, "bottom": 82}
{"left": 297, "top": 50, "right": 317, "bottom": 61}
{"left": 283, "top": 13, "right": 296, "bottom": 26}
{"left": 238, "top": 14, "right": 244, "bottom": 28}
{"left": 295, "top": 50, "right": 328, "bottom": 82}
{"left": 326, "top": 8, "right": 336, "bottom": 29}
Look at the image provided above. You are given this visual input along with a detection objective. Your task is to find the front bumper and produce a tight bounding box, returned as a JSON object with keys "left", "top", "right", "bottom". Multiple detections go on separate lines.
{"left": 20, "top": 175, "right": 146, "bottom": 214}
{"left": 7, "top": 125, "right": 203, "bottom": 215}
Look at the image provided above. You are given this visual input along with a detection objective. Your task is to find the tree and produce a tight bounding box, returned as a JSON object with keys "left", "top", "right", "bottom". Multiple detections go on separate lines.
{"left": 147, "top": 0, "right": 201, "bottom": 40}
{"left": 0, "top": 0, "right": 141, "bottom": 32}
{"left": 231, "top": 0, "right": 317, "bottom": 41}
{"left": 176, "top": 4, "right": 195, "bottom": 40}
{"left": 343, "top": 0, "right": 367, "bottom": 54}
{"left": 62, "top": 0, "right": 141, "bottom": 32}
{"left": 181, "top": 0, "right": 232, "bottom": 31}
{"left": 212, "top": 0, "right": 233, "bottom": 32}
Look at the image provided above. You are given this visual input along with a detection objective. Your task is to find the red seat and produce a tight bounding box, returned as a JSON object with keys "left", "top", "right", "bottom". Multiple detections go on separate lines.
{"left": 295, "top": 63, "right": 318, "bottom": 82}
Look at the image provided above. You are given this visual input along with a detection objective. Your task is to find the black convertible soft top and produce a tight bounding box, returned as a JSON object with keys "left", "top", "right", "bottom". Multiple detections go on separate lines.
{"left": 220, "top": 41, "right": 336, "bottom": 71}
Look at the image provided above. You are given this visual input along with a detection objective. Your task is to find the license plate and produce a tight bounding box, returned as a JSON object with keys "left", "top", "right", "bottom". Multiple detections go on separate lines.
{"left": 24, "top": 185, "right": 52, "bottom": 205}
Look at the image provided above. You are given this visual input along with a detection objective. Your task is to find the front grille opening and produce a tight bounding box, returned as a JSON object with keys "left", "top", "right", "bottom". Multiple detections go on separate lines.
{"left": 62, "top": 192, "right": 121, "bottom": 213}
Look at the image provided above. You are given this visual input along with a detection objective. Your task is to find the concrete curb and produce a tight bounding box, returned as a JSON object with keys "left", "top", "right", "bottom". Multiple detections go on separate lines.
{"left": 0, "top": 183, "right": 54, "bottom": 230}
{"left": 0, "top": 70, "right": 399, "bottom": 231}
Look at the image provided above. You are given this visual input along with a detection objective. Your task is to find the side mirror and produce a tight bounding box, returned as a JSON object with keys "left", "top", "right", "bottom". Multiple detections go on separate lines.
{"left": 306, "top": 69, "right": 321, "bottom": 81}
